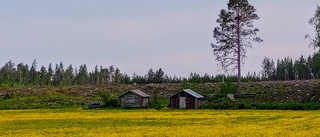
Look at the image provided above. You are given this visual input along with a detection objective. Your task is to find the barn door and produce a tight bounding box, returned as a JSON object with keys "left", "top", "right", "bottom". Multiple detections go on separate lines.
{"left": 179, "top": 97, "right": 186, "bottom": 108}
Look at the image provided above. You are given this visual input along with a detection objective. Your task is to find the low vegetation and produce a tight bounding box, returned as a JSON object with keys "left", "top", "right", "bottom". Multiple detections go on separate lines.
{"left": 98, "top": 90, "right": 119, "bottom": 108}
{"left": 0, "top": 80, "right": 320, "bottom": 110}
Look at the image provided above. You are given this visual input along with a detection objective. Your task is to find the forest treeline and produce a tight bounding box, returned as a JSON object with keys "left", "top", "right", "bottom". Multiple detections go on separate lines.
{"left": 0, "top": 59, "right": 257, "bottom": 86}
{"left": 0, "top": 59, "right": 237, "bottom": 86}
{"left": 261, "top": 51, "right": 320, "bottom": 81}
{"left": 1, "top": 51, "right": 320, "bottom": 87}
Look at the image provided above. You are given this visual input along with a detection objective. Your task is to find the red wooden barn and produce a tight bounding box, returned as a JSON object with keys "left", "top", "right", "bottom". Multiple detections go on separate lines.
{"left": 169, "top": 89, "right": 204, "bottom": 109}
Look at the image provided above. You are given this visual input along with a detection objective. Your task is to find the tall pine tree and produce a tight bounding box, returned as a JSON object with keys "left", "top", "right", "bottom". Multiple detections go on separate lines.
{"left": 211, "top": 0, "right": 262, "bottom": 92}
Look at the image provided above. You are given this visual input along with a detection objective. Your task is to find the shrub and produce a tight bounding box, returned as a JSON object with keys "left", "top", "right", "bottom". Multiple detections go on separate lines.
{"left": 151, "top": 96, "right": 169, "bottom": 110}
{"left": 214, "top": 81, "right": 237, "bottom": 99}
{"left": 98, "top": 91, "right": 119, "bottom": 108}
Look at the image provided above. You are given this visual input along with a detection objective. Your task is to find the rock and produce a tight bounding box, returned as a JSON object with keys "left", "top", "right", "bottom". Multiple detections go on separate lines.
{"left": 226, "top": 94, "right": 235, "bottom": 100}
{"left": 311, "top": 96, "right": 315, "bottom": 101}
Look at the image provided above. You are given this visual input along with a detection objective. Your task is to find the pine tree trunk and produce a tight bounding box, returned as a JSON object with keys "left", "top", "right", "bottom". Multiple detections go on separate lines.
{"left": 237, "top": 13, "right": 241, "bottom": 93}
{"left": 237, "top": 43, "right": 241, "bottom": 93}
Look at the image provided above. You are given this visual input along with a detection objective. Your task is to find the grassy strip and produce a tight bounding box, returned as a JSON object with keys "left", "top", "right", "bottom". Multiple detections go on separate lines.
{"left": 202, "top": 101, "right": 320, "bottom": 110}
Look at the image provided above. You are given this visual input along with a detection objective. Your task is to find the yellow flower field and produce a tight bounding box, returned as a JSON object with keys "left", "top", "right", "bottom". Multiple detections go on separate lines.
{"left": 0, "top": 109, "right": 319, "bottom": 137}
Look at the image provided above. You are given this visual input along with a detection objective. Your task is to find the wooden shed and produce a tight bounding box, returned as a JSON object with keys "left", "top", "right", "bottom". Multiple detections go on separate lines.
{"left": 118, "top": 90, "right": 151, "bottom": 108}
{"left": 169, "top": 89, "right": 204, "bottom": 109}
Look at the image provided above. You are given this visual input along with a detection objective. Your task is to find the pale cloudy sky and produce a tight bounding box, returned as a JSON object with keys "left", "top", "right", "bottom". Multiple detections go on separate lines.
{"left": 0, "top": 0, "right": 318, "bottom": 77}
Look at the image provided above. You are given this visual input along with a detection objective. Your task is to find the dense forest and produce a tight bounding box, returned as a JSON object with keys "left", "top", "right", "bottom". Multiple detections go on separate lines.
{"left": 261, "top": 51, "right": 320, "bottom": 81}
{"left": 0, "top": 51, "right": 320, "bottom": 87}
{"left": 0, "top": 59, "right": 230, "bottom": 86}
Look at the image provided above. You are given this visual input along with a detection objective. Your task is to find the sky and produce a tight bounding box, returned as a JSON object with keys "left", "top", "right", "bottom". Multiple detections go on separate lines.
{"left": 0, "top": 0, "right": 319, "bottom": 78}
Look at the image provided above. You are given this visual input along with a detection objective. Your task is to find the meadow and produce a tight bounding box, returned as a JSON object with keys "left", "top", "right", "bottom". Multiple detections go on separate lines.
{"left": 0, "top": 109, "right": 320, "bottom": 137}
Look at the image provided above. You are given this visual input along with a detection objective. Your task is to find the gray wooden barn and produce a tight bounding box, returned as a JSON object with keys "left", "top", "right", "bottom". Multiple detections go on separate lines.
{"left": 118, "top": 90, "right": 151, "bottom": 108}
{"left": 169, "top": 89, "right": 204, "bottom": 109}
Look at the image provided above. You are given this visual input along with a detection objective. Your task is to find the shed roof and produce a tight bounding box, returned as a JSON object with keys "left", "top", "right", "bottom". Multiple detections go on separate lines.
{"left": 118, "top": 90, "right": 150, "bottom": 98}
{"left": 170, "top": 89, "right": 204, "bottom": 98}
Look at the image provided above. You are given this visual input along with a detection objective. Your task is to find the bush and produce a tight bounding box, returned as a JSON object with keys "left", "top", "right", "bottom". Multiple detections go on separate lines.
{"left": 151, "top": 96, "right": 169, "bottom": 110}
{"left": 214, "top": 81, "right": 237, "bottom": 99}
{"left": 98, "top": 91, "right": 119, "bottom": 108}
